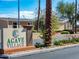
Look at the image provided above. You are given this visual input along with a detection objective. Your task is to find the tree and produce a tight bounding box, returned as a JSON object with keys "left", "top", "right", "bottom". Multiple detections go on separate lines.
{"left": 57, "top": 1, "right": 75, "bottom": 30}
{"left": 51, "top": 15, "right": 59, "bottom": 33}
{"left": 45, "top": 0, "right": 52, "bottom": 46}
{"left": 57, "top": 1, "right": 65, "bottom": 17}
{"left": 65, "top": 3, "right": 75, "bottom": 24}
{"left": 39, "top": 15, "right": 45, "bottom": 33}
{"left": 76, "top": 13, "right": 79, "bottom": 20}
{"left": 39, "top": 11, "right": 59, "bottom": 35}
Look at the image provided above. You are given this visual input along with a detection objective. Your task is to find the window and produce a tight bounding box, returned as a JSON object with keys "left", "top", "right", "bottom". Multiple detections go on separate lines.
{"left": 28, "top": 22, "right": 30, "bottom": 25}
{"left": 28, "top": 22, "right": 32, "bottom": 25}
{"left": 13, "top": 22, "right": 17, "bottom": 28}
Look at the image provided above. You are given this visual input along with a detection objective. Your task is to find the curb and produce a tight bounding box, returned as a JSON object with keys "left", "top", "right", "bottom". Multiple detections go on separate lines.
{"left": 1, "top": 44, "right": 79, "bottom": 58}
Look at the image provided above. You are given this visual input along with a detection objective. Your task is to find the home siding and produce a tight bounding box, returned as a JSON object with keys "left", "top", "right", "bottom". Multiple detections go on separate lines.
{"left": 0, "top": 20, "right": 8, "bottom": 28}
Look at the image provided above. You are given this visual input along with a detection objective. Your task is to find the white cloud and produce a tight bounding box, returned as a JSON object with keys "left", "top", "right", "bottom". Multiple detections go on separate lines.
{"left": 20, "top": 11, "right": 35, "bottom": 19}
{"left": 0, "top": 14, "right": 17, "bottom": 18}
{"left": 0, "top": 11, "right": 36, "bottom": 19}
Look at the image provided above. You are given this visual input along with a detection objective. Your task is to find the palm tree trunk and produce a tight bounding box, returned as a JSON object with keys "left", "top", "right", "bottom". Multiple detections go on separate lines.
{"left": 45, "top": 0, "right": 52, "bottom": 46}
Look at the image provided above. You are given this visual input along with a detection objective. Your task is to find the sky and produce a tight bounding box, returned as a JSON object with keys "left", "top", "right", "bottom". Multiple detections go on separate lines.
{"left": 0, "top": 0, "right": 78, "bottom": 19}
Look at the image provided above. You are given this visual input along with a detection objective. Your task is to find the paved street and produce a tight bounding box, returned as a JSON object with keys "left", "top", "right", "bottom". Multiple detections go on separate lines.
{"left": 9, "top": 46, "right": 79, "bottom": 59}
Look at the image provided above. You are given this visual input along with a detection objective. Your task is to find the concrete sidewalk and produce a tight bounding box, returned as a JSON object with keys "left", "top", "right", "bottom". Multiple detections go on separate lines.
{"left": 1, "top": 44, "right": 79, "bottom": 58}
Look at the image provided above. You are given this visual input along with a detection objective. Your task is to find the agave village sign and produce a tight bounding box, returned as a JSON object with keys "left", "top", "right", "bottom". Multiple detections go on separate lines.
{"left": 3, "top": 28, "right": 26, "bottom": 49}
{"left": 7, "top": 30, "right": 24, "bottom": 48}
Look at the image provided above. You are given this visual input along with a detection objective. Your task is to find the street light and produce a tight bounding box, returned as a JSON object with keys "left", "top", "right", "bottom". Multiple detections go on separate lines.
{"left": 37, "top": 0, "right": 40, "bottom": 31}
{"left": 18, "top": 0, "right": 20, "bottom": 28}
{"left": 74, "top": 0, "right": 77, "bottom": 33}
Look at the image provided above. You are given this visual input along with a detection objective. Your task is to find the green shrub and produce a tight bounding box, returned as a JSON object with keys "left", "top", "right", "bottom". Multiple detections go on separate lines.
{"left": 60, "top": 40, "right": 68, "bottom": 44}
{"left": 54, "top": 41, "right": 63, "bottom": 46}
{"left": 61, "top": 31, "right": 70, "bottom": 34}
{"left": 76, "top": 38, "right": 79, "bottom": 42}
{"left": 70, "top": 39, "right": 76, "bottom": 44}
{"left": 35, "top": 43, "right": 40, "bottom": 48}
{"left": 54, "top": 38, "right": 79, "bottom": 46}
{"left": 55, "top": 30, "right": 62, "bottom": 33}
{"left": 32, "top": 30, "right": 37, "bottom": 33}
{"left": 73, "top": 38, "right": 79, "bottom": 42}
{"left": 63, "top": 30, "right": 74, "bottom": 34}
{"left": 35, "top": 43, "right": 45, "bottom": 48}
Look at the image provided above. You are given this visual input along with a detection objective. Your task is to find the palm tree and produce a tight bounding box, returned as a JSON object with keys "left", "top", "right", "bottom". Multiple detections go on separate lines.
{"left": 57, "top": 1, "right": 65, "bottom": 17}
{"left": 45, "top": 0, "right": 52, "bottom": 46}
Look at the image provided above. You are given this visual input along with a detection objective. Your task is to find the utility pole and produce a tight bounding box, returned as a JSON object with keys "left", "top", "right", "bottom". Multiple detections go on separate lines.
{"left": 74, "top": 0, "right": 77, "bottom": 33}
{"left": 45, "top": 0, "right": 52, "bottom": 46}
{"left": 18, "top": 0, "right": 20, "bottom": 28}
{"left": 37, "top": 0, "right": 40, "bottom": 31}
